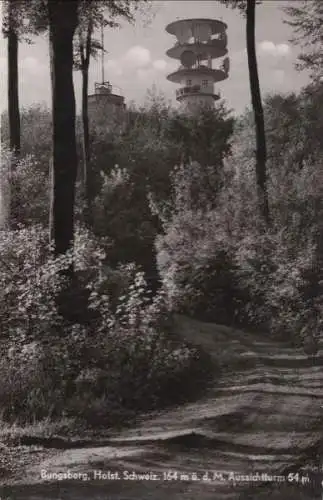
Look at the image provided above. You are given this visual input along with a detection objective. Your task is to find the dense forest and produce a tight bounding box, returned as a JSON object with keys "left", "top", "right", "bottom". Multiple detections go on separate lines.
{"left": 0, "top": 0, "right": 322, "bottom": 439}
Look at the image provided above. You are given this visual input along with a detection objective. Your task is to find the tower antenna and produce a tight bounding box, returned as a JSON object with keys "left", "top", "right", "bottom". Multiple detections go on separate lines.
{"left": 101, "top": 22, "right": 105, "bottom": 83}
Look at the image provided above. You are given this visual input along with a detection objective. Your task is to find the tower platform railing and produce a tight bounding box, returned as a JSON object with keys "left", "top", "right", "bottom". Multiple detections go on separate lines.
{"left": 94, "top": 82, "right": 123, "bottom": 96}
{"left": 172, "top": 36, "right": 227, "bottom": 49}
{"left": 176, "top": 85, "right": 220, "bottom": 101}
{"left": 176, "top": 85, "right": 201, "bottom": 97}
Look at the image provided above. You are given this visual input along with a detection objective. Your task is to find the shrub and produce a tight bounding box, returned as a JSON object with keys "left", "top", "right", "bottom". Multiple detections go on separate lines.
{"left": 0, "top": 224, "right": 65, "bottom": 340}
{"left": 155, "top": 138, "right": 323, "bottom": 344}
{"left": 234, "top": 228, "right": 321, "bottom": 340}
{"left": 93, "top": 164, "right": 160, "bottom": 291}
{"left": 156, "top": 206, "right": 242, "bottom": 325}
{"left": 1, "top": 105, "right": 52, "bottom": 163}
{"left": 0, "top": 225, "right": 214, "bottom": 426}
{"left": 0, "top": 335, "right": 75, "bottom": 421}
{"left": 0, "top": 147, "right": 49, "bottom": 227}
{"left": 73, "top": 267, "right": 214, "bottom": 424}
{"left": 155, "top": 159, "right": 242, "bottom": 325}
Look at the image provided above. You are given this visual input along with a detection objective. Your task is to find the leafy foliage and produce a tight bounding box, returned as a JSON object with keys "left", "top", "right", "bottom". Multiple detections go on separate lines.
{"left": 155, "top": 82, "right": 323, "bottom": 346}
{"left": 217, "top": 0, "right": 262, "bottom": 16}
{"left": 156, "top": 207, "right": 241, "bottom": 325}
{"left": 74, "top": 1, "right": 151, "bottom": 74}
{"left": 0, "top": 222, "right": 214, "bottom": 424}
{"left": 284, "top": 0, "right": 323, "bottom": 82}
{"left": 0, "top": 106, "right": 89, "bottom": 228}
{"left": 2, "top": 0, "right": 47, "bottom": 41}
{"left": 91, "top": 92, "right": 234, "bottom": 290}
{"left": 0, "top": 147, "right": 49, "bottom": 226}
{"left": 93, "top": 164, "right": 160, "bottom": 291}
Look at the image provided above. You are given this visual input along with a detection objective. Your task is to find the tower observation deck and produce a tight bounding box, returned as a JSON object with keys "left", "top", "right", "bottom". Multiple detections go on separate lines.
{"left": 166, "top": 18, "right": 230, "bottom": 112}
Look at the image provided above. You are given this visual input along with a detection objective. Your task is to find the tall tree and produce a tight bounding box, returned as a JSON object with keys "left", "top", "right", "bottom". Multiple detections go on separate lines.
{"left": 2, "top": 0, "right": 47, "bottom": 154}
{"left": 2, "top": 0, "right": 48, "bottom": 227}
{"left": 284, "top": 0, "right": 323, "bottom": 83}
{"left": 3, "top": 0, "right": 27, "bottom": 227}
{"left": 75, "top": 13, "right": 94, "bottom": 227}
{"left": 245, "top": 0, "right": 269, "bottom": 225}
{"left": 5, "top": 0, "right": 21, "bottom": 157}
{"left": 218, "top": 0, "right": 269, "bottom": 225}
{"left": 48, "top": 0, "right": 78, "bottom": 266}
{"left": 5, "top": 1, "right": 20, "bottom": 228}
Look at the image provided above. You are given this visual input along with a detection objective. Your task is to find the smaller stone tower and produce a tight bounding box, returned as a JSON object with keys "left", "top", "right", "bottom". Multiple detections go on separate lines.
{"left": 88, "top": 82, "right": 126, "bottom": 131}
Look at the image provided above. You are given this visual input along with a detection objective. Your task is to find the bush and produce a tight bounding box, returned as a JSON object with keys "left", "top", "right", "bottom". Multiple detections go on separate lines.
{"left": 234, "top": 229, "right": 320, "bottom": 338}
{"left": 227, "top": 107, "right": 323, "bottom": 339}
{"left": 93, "top": 164, "right": 160, "bottom": 292}
{"left": 0, "top": 225, "right": 214, "bottom": 426}
{"left": 155, "top": 140, "right": 323, "bottom": 343}
{"left": 0, "top": 147, "right": 49, "bottom": 227}
{"left": 0, "top": 224, "right": 65, "bottom": 340}
{"left": 157, "top": 208, "right": 241, "bottom": 325}
{"left": 0, "top": 335, "right": 76, "bottom": 421}
{"left": 155, "top": 160, "right": 242, "bottom": 325}
{"left": 1, "top": 105, "right": 52, "bottom": 163}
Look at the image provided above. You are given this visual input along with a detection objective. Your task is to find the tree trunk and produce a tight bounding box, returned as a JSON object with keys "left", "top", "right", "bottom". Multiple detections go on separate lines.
{"left": 48, "top": 1, "right": 78, "bottom": 266}
{"left": 8, "top": 1, "right": 20, "bottom": 156}
{"left": 7, "top": 0, "right": 21, "bottom": 228}
{"left": 246, "top": 0, "right": 270, "bottom": 225}
{"left": 82, "top": 71, "right": 92, "bottom": 225}
{"left": 82, "top": 66, "right": 90, "bottom": 204}
{"left": 82, "top": 20, "right": 93, "bottom": 227}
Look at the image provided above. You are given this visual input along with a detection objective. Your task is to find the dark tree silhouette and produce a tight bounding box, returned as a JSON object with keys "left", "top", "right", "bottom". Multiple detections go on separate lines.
{"left": 6, "top": 0, "right": 21, "bottom": 157}
{"left": 246, "top": 0, "right": 269, "bottom": 225}
{"left": 48, "top": 1, "right": 78, "bottom": 264}
{"left": 218, "top": 0, "right": 270, "bottom": 225}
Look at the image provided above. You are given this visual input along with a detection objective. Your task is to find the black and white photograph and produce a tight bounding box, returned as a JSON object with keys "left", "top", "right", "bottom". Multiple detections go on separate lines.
{"left": 0, "top": 0, "right": 322, "bottom": 498}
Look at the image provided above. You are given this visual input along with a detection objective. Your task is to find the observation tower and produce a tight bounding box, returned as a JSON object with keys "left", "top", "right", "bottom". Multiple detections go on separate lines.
{"left": 88, "top": 81, "right": 125, "bottom": 127}
{"left": 166, "top": 18, "right": 230, "bottom": 112}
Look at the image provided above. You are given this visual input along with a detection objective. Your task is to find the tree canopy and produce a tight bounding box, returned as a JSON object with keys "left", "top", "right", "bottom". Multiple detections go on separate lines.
{"left": 284, "top": 0, "right": 323, "bottom": 82}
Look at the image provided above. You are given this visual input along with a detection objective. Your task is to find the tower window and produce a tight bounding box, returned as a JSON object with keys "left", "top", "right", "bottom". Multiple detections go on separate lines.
{"left": 186, "top": 79, "right": 192, "bottom": 86}
{"left": 202, "top": 80, "right": 208, "bottom": 87}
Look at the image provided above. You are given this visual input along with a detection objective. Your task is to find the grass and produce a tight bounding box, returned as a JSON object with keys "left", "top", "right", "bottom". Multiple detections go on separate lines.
{"left": 0, "top": 417, "right": 79, "bottom": 446}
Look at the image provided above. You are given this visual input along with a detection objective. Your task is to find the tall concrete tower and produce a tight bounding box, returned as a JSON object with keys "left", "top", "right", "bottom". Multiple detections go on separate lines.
{"left": 166, "top": 18, "right": 229, "bottom": 112}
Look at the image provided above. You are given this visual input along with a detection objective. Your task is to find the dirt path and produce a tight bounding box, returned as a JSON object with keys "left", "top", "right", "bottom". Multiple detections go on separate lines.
{"left": 1, "top": 316, "right": 323, "bottom": 499}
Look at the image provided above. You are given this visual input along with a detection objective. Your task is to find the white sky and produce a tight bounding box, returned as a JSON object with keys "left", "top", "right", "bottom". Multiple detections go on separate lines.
{"left": 0, "top": 0, "right": 311, "bottom": 115}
